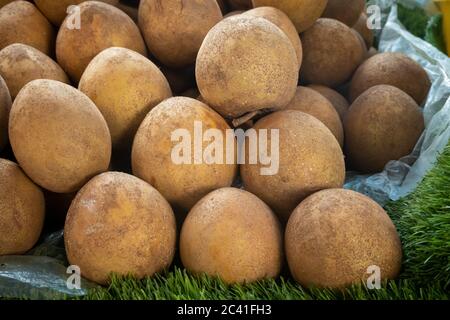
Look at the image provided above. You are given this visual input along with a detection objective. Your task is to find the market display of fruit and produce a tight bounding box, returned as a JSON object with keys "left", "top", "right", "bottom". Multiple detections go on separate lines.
{"left": 0, "top": 0, "right": 442, "bottom": 295}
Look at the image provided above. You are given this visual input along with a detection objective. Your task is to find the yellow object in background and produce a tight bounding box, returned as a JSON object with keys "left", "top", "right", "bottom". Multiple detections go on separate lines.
{"left": 434, "top": 0, "right": 450, "bottom": 55}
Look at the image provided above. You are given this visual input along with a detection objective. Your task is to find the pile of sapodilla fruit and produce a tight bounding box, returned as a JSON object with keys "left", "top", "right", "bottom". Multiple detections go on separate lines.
{"left": 0, "top": 0, "right": 430, "bottom": 288}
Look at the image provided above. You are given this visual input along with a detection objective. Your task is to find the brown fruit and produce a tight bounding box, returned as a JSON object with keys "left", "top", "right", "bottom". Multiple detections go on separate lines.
{"left": 34, "top": 0, "right": 119, "bottom": 26}
{"left": 139, "top": 0, "right": 223, "bottom": 68}
{"left": 0, "top": 0, "right": 18, "bottom": 8}
{"left": 286, "top": 188, "right": 402, "bottom": 289}
{"left": 65, "top": 172, "right": 177, "bottom": 285}
{"left": 352, "top": 29, "right": 368, "bottom": 58}
{"left": 241, "top": 110, "right": 345, "bottom": 222}
{"left": 0, "top": 75, "right": 11, "bottom": 151}
{"left": 353, "top": 12, "right": 374, "bottom": 49}
{"left": 56, "top": 1, "right": 146, "bottom": 82}
{"left": 285, "top": 86, "right": 344, "bottom": 147}
{"left": 79, "top": 47, "right": 172, "bottom": 150}
{"left": 349, "top": 52, "right": 431, "bottom": 105}
{"left": 252, "top": 0, "right": 328, "bottom": 33}
{"left": 322, "top": 0, "right": 365, "bottom": 27}
{"left": 243, "top": 6, "right": 303, "bottom": 69}
{"left": 9, "top": 79, "right": 111, "bottom": 193}
{"left": 0, "top": 1, "right": 55, "bottom": 56}
{"left": 132, "top": 97, "right": 237, "bottom": 210}
{"left": 301, "top": 18, "right": 364, "bottom": 87}
{"left": 0, "top": 158, "right": 45, "bottom": 255}
{"left": 307, "top": 84, "right": 349, "bottom": 121}
{"left": 0, "top": 44, "right": 70, "bottom": 99}
{"left": 344, "top": 85, "right": 424, "bottom": 173}
{"left": 196, "top": 15, "right": 298, "bottom": 118}
{"left": 366, "top": 47, "right": 378, "bottom": 60}
{"left": 180, "top": 187, "right": 282, "bottom": 284}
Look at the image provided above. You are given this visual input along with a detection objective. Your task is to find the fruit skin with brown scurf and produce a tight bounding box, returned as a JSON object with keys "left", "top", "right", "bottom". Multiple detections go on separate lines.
{"left": 0, "top": 75, "right": 11, "bottom": 152}
{"left": 322, "top": 0, "right": 365, "bottom": 27}
{"left": 9, "top": 79, "right": 111, "bottom": 193}
{"left": 285, "top": 86, "right": 344, "bottom": 147}
{"left": 0, "top": 44, "right": 70, "bottom": 99}
{"left": 286, "top": 188, "right": 402, "bottom": 289}
{"left": 344, "top": 85, "right": 424, "bottom": 173}
{"left": 301, "top": 18, "right": 364, "bottom": 87}
{"left": 196, "top": 15, "right": 298, "bottom": 118}
{"left": 307, "top": 84, "right": 349, "bottom": 121}
{"left": 349, "top": 52, "right": 431, "bottom": 105}
{"left": 252, "top": 0, "right": 328, "bottom": 33}
{"left": 180, "top": 187, "right": 283, "bottom": 284}
{"left": 243, "top": 6, "right": 302, "bottom": 69}
{"left": 64, "top": 172, "right": 177, "bottom": 285}
{"left": 34, "top": 0, "right": 119, "bottom": 26}
{"left": 56, "top": 1, "right": 147, "bottom": 82}
{"left": 138, "top": 0, "right": 223, "bottom": 68}
{"left": 0, "top": 1, "right": 55, "bottom": 56}
{"left": 0, "top": 1, "right": 18, "bottom": 9}
{"left": 79, "top": 47, "right": 172, "bottom": 151}
{"left": 241, "top": 110, "right": 345, "bottom": 223}
{"left": 132, "top": 97, "right": 237, "bottom": 211}
{"left": 0, "top": 158, "right": 45, "bottom": 255}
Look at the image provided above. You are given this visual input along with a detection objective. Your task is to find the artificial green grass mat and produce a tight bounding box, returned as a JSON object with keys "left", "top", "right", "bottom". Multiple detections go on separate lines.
{"left": 385, "top": 149, "right": 450, "bottom": 287}
{"left": 81, "top": 144, "right": 450, "bottom": 300}
{"left": 82, "top": 270, "right": 448, "bottom": 300}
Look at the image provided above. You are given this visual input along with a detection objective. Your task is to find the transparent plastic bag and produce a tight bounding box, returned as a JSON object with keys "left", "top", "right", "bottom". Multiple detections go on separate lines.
{"left": 345, "top": 0, "right": 450, "bottom": 204}
{"left": 0, "top": 232, "right": 97, "bottom": 299}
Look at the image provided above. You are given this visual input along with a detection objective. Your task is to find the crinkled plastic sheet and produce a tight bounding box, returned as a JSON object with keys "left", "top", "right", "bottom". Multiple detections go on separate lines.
{"left": 0, "top": 232, "right": 97, "bottom": 299}
{"left": 1, "top": 0, "right": 450, "bottom": 300}
{"left": 345, "top": 0, "right": 450, "bottom": 204}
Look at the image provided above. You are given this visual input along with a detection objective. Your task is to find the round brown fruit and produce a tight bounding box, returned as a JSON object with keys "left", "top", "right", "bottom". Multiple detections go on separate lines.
{"left": 252, "top": 0, "right": 328, "bottom": 33}
{"left": 349, "top": 52, "right": 431, "bottom": 105}
{"left": 132, "top": 97, "right": 237, "bottom": 211}
{"left": 0, "top": 44, "right": 70, "bottom": 99}
{"left": 0, "top": 158, "right": 45, "bottom": 255}
{"left": 139, "top": 0, "right": 223, "bottom": 68}
{"left": 301, "top": 18, "right": 364, "bottom": 87}
{"left": 243, "top": 6, "right": 302, "bottom": 69}
{"left": 241, "top": 110, "right": 346, "bottom": 222}
{"left": 344, "top": 85, "right": 424, "bottom": 173}
{"left": 353, "top": 12, "right": 374, "bottom": 49}
{"left": 366, "top": 47, "right": 378, "bottom": 60}
{"left": 196, "top": 15, "right": 298, "bottom": 118}
{"left": 9, "top": 79, "right": 111, "bottom": 193}
{"left": 64, "top": 172, "right": 177, "bottom": 285}
{"left": 34, "top": 0, "right": 119, "bottom": 26}
{"left": 307, "top": 84, "right": 349, "bottom": 121}
{"left": 0, "top": 75, "right": 11, "bottom": 152}
{"left": 285, "top": 86, "right": 344, "bottom": 147}
{"left": 0, "top": 1, "right": 18, "bottom": 9}
{"left": 180, "top": 187, "right": 282, "bottom": 284}
{"left": 79, "top": 47, "right": 172, "bottom": 151}
{"left": 56, "top": 1, "right": 146, "bottom": 82}
{"left": 286, "top": 188, "right": 402, "bottom": 289}
{"left": 0, "top": 1, "right": 55, "bottom": 55}
{"left": 322, "top": 0, "right": 365, "bottom": 27}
